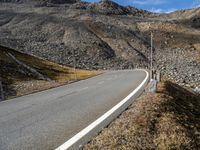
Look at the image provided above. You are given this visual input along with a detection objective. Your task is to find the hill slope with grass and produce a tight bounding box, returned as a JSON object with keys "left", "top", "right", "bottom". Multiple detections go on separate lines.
{"left": 0, "top": 46, "right": 97, "bottom": 99}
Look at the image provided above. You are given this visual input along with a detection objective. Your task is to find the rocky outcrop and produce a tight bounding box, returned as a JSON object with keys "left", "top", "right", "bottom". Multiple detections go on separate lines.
{"left": 192, "top": 17, "right": 200, "bottom": 28}
{"left": 71, "top": 0, "right": 150, "bottom": 16}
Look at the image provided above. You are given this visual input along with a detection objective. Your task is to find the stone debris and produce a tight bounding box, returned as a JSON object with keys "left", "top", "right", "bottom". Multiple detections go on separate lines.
{"left": 0, "top": 1, "right": 199, "bottom": 94}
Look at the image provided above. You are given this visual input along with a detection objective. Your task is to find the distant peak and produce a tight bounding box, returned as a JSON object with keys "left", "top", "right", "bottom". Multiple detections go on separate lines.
{"left": 46, "top": 0, "right": 80, "bottom": 4}
{"left": 99, "top": 0, "right": 120, "bottom": 7}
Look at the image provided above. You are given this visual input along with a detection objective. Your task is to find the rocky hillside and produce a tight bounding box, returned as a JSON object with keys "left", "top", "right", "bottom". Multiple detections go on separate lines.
{"left": 0, "top": 0, "right": 199, "bottom": 91}
{"left": 163, "top": 7, "right": 200, "bottom": 28}
{"left": 166, "top": 7, "right": 200, "bottom": 19}
{"left": 72, "top": 0, "right": 150, "bottom": 16}
{"left": 0, "top": 0, "right": 80, "bottom": 4}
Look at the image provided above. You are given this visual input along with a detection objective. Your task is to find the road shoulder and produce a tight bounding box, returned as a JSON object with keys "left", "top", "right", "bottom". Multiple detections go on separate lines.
{"left": 84, "top": 81, "right": 200, "bottom": 149}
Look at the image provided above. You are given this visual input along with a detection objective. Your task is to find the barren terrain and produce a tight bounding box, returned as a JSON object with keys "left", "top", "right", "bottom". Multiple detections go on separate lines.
{"left": 0, "top": 0, "right": 199, "bottom": 93}
{"left": 0, "top": 0, "right": 200, "bottom": 149}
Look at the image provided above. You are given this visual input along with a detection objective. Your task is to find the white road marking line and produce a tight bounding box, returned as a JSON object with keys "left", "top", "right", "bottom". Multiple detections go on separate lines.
{"left": 97, "top": 81, "right": 104, "bottom": 85}
{"left": 106, "top": 78, "right": 110, "bottom": 81}
{"left": 77, "top": 87, "right": 89, "bottom": 92}
{"left": 55, "top": 70, "right": 149, "bottom": 150}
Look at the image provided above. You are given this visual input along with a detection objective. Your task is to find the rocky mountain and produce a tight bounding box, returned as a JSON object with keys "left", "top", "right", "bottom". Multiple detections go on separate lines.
{"left": 0, "top": 0, "right": 199, "bottom": 91}
{"left": 167, "top": 7, "right": 200, "bottom": 19}
{"left": 163, "top": 7, "right": 200, "bottom": 28}
{"left": 73, "top": 0, "right": 150, "bottom": 16}
{"left": 0, "top": 0, "right": 80, "bottom": 3}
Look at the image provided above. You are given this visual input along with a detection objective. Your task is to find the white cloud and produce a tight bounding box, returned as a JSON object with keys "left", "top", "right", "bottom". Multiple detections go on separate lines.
{"left": 165, "top": 8, "right": 177, "bottom": 13}
{"left": 149, "top": 8, "right": 163, "bottom": 13}
{"left": 149, "top": 8, "right": 177, "bottom": 13}
{"left": 190, "top": 1, "right": 200, "bottom": 8}
{"left": 128, "top": 0, "right": 168, "bottom": 5}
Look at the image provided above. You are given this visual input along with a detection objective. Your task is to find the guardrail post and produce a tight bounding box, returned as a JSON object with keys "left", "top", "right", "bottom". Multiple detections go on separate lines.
{"left": 156, "top": 71, "right": 161, "bottom": 82}
{"left": 149, "top": 79, "right": 157, "bottom": 93}
{"left": 148, "top": 69, "right": 161, "bottom": 93}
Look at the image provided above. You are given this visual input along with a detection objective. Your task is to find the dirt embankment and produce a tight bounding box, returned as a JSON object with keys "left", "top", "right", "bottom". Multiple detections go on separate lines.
{"left": 84, "top": 81, "right": 200, "bottom": 149}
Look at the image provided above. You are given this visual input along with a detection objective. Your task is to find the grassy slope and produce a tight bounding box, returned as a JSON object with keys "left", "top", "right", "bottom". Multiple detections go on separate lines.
{"left": 0, "top": 46, "right": 97, "bottom": 81}
{"left": 84, "top": 81, "right": 200, "bottom": 149}
{"left": 0, "top": 46, "right": 98, "bottom": 99}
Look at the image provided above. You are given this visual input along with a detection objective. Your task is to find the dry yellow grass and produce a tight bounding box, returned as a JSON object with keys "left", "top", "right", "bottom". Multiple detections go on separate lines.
{"left": 0, "top": 46, "right": 98, "bottom": 82}
{"left": 0, "top": 46, "right": 98, "bottom": 99}
{"left": 84, "top": 81, "right": 200, "bottom": 149}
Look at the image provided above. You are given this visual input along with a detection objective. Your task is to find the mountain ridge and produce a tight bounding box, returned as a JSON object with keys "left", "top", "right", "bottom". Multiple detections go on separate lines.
{"left": 0, "top": 0, "right": 80, "bottom": 3}
{"left": 0, "top": 0, "right": 199, "bottom": 91}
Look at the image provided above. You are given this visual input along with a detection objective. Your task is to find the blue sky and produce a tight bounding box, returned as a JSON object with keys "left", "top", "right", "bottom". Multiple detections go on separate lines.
{"left": 82, "top": 0, "right": 200, "bottom": 13}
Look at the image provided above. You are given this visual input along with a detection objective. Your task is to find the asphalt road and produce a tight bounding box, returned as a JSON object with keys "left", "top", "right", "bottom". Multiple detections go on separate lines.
{"left": 0, "top": 70, "right": 147, "bottom": 150}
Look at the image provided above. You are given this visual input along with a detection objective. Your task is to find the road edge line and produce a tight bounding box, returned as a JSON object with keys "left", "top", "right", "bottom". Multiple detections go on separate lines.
{"left": 56, "top": 69, "right": 149, "bottom": 150}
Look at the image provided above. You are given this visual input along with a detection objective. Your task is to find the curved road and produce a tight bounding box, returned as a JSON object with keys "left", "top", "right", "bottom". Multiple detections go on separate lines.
{"left": 0, "top": 70, "right": 148, "bottom": 150}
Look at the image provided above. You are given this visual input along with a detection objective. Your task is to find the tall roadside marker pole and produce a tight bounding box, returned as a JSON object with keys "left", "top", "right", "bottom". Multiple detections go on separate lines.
{"left": 151, "top": 32, "right": 153, "bottom": 71}
{"left": 150, "top": 31, "right": 153, "bottom": 79}
{"left": 73, "top": 48, "right": 77, "bottom": 81}
{"left": 0, "top": 79, "right": 4, "bottom": 101}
